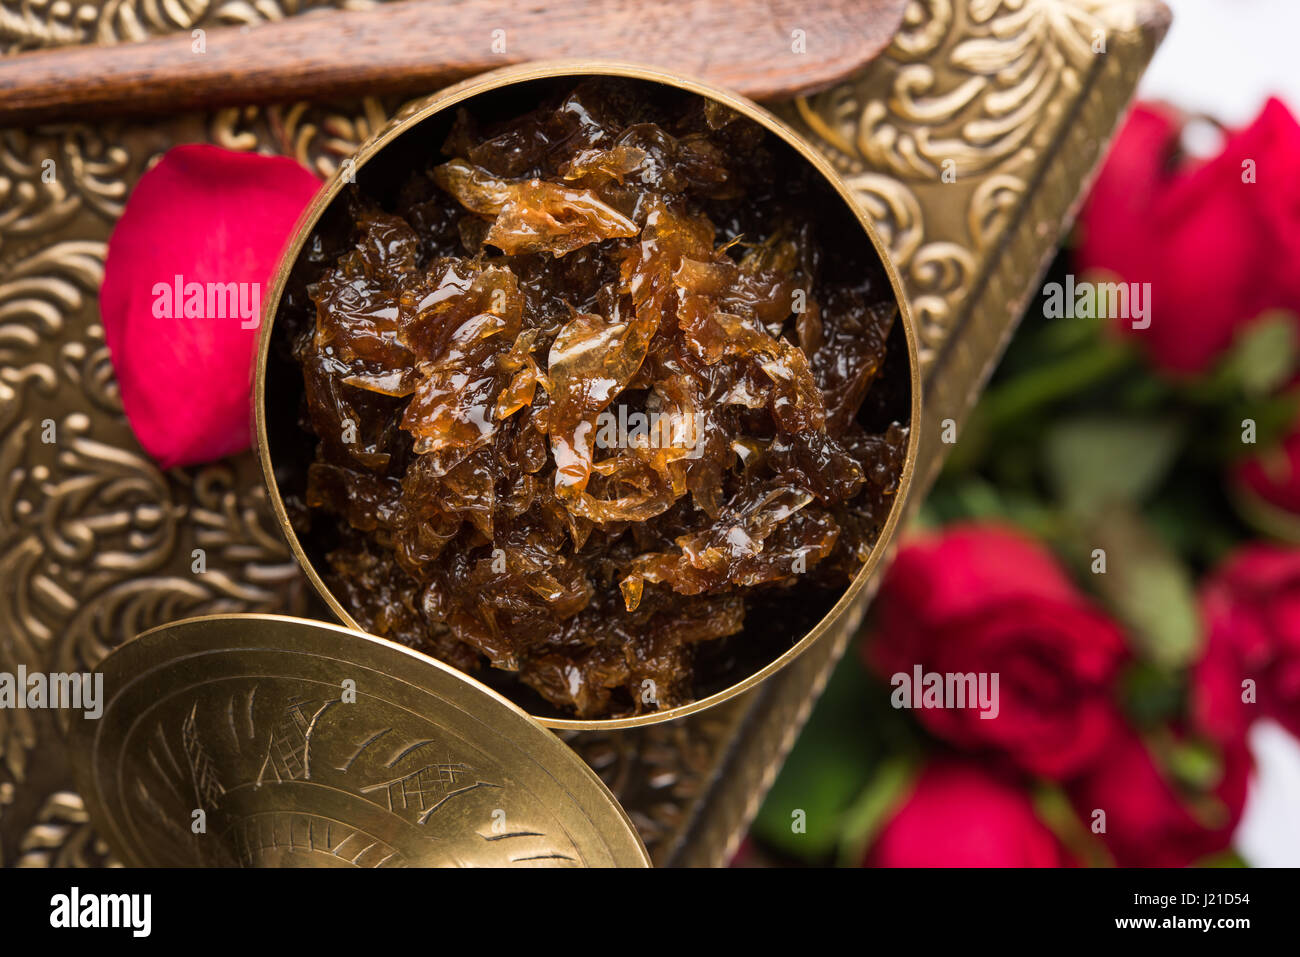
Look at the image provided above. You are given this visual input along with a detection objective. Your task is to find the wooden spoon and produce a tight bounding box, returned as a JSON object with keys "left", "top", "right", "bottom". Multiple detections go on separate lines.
{"left": 0, "top": 0, "right": 908, "bottom": 127}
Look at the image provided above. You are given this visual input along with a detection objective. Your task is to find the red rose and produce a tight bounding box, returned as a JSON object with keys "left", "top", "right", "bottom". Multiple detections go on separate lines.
{"left": 101, "top": 144, "right": 320, "bottom": 468}
{"left": 1193, "top": 545, "right": 1300, "bottom": 744}
{"left": 864, "top": 762, "right": 1073, "bottom": 867}
{"left": 1076, "top": 97, "right": 1300, "bottom": 374}
{"left": 865, "top": 523, "right": 1127, "bottom": 779}
{"left": 1067, "top": 727, "right": 1249, "bottom": 868}
{"left": 1232, "top": 411, "right": 1300, "bottom": 519}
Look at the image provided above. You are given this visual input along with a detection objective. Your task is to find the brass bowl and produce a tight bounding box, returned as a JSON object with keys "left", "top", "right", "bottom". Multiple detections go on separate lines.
{"left": 256, "top": 60, "right": 920, "bottom": 730}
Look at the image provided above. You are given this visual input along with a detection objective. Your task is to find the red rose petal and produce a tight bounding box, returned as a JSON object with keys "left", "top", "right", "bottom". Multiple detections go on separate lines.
{"left": 1075, "top": 102, "right": 1179, "bottom": 288}
{"left": 1078, "top": 98, "right": 1300, "bottom": 375}
{"left": 1233, "top": 413, "right": 1300, "bottom": 515}
{"left": 865, "top": 762, "right": 1074, "bottom": 868}
{"left": 101, "top": 144, "right": 320, "bottom": 468}
{"left": 864, "top": 522, "right": 1128, "bottom": 780}
{"left": 1195, "top": 544, "right": 1300, "bottom": 745}
{"left": 1067, "top": 726, "right": 1249, "bottom": 867}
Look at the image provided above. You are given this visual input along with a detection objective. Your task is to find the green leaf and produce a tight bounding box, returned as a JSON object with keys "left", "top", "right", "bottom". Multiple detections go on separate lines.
{"left": 1033, "top": 785, "right": 1113, "bottom": 867}
{"left": 1089, "top": 508, "right": 1202, "bottom": 667}
{"left": 1167, "top": 739, "right": 1222, "bottom": 791}
{"left": 1195, "top": 849, "right": 1248, "bottom": 867}
{"left": 1147, "top": 729, "right": 1236, "bottom": 830}
{"left": 1119, "top": 662, "right": 1185, "bottom": 727}
{"left": 835, "top": 758, "right": 916, "bottom": 867}
{"left": 948, "top": 477, "right": 1009, "bottom": 520}
{"left": 1218, "top": 311, "right": 1298, "bottom": 398}
{"left": 1044, "top": 417, "right": 1183, "bottom": 518}
{"left": 1231, "top": 479, "right": 1300, "bottom": 544}
{"left": 1222, "top": 390, "right": 1300, "bottom": 463}
{"left": 750, "top": 656, "right": 880, "bottom": 860}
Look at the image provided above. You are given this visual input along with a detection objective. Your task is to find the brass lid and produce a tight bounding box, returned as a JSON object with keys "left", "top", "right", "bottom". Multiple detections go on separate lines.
{"left": 70, "top": 614, "right": 649, "bottom": 867}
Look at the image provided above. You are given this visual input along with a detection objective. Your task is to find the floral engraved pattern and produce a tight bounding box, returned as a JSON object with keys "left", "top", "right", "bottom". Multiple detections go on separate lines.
{"left": 798, "top": 0, "right": 1131, "bottom": 180}
{"left": 1, "top": 0, "right": 377, "bottom": 53}
{"left": 211, "top": 97, "right": 393, "bottom": 177}
{"left": 775, "top": 0, "right": 1144, "bottom": 369}
{"left": 14, "top": 791, "right": 119, "bottom": 867}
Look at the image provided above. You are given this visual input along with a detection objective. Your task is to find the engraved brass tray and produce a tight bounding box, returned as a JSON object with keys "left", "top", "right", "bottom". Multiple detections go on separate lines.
{"left": 0, "top": 0, "right": 1169, "bottom": 867}
{"left": 64, "top": 59, "right": 918, "bottom": 867}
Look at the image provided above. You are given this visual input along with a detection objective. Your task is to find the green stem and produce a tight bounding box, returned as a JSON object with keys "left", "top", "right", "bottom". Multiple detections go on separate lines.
{"left": 981, "top": 341, "right": 1134, "bottom": 430}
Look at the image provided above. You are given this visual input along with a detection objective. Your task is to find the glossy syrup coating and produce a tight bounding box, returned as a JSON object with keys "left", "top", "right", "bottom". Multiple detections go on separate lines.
{"left": 289, "top": 79, "right": 908, "bottom": 718}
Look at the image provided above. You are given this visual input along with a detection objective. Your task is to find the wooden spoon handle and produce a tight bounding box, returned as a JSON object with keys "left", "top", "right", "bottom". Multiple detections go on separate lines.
{"left": 0, "top": 0, "right": 907, "bottom": 127}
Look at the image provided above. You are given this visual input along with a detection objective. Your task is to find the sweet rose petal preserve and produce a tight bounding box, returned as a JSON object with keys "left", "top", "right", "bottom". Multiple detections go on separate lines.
{"left": 264, "top": 73, "right": 912, "bottom": 721}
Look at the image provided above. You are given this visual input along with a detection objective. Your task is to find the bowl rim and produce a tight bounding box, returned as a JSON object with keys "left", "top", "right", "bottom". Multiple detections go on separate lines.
{"left": 254, "top": 58, "right": 921, "bottom": 730}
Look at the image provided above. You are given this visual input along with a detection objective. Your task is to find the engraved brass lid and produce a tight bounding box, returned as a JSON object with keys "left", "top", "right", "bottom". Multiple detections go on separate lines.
{"left": 69, "top": 614, "right": 650, "bottom": 867}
